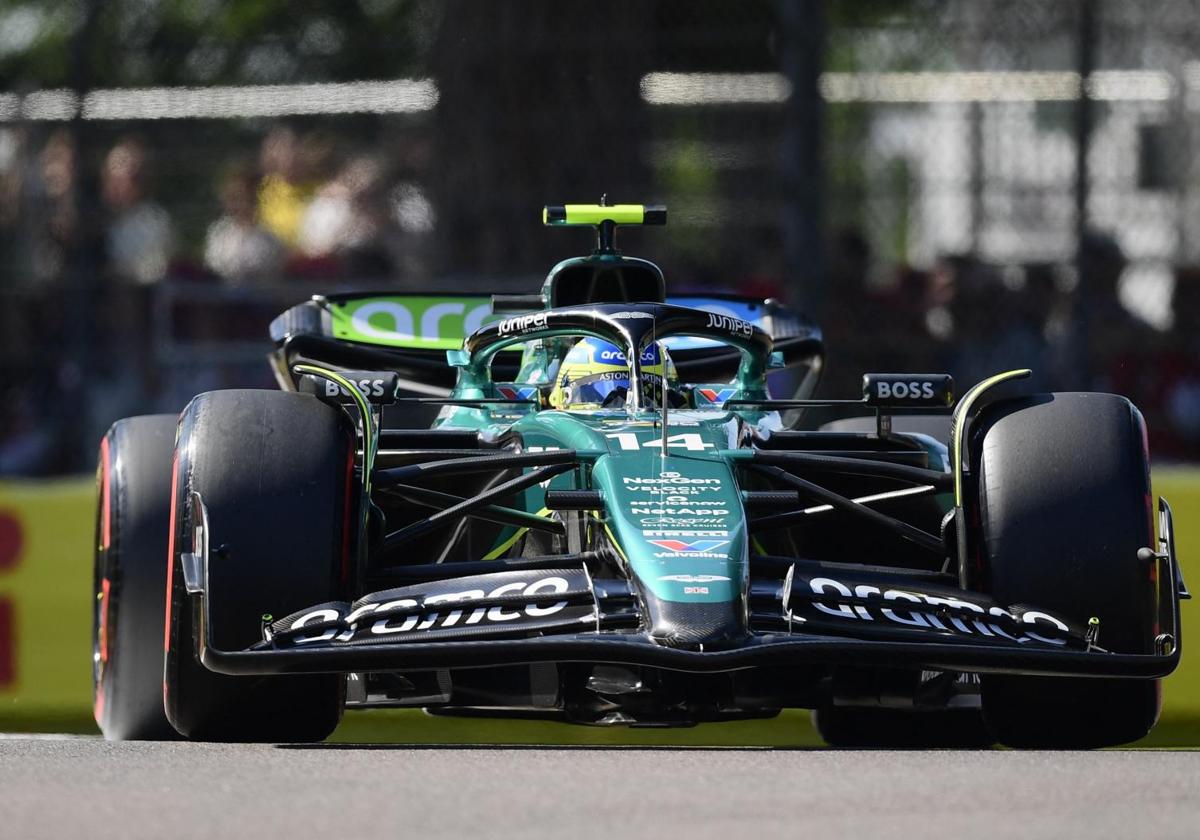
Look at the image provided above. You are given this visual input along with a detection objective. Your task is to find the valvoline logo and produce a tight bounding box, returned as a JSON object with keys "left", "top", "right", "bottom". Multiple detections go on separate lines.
{"left": 646, "top": 539, "right": 729, "bottom": 553}
{"left": 497, "top": 386, "right": 537, "bottom": 401}
{"left": 697, "top": 388, "right": 736, "bottom": 405}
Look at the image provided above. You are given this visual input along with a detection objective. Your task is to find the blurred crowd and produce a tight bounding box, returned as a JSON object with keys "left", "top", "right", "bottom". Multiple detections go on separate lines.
{"left": 1, "top": 124, "right": 434, "bottom": 290}
{"left": 820, "top": 228, "right": 1200, "bottom": 461}
{"left": 0, "top": 124, "right": 435, "bottom": 474}
{"left": 0, "top": 125, "right": 1198, "bottom": 473}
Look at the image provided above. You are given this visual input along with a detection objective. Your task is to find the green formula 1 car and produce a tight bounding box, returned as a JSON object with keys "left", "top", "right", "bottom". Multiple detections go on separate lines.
{"left": 93, "top": 204, "right": 1185, "bottom": 747}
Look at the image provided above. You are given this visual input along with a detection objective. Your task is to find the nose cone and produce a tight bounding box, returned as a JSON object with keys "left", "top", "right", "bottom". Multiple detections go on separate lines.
{"left": 644, "top": 597, "right": 748, "bottom": 649}
{"left": 590, "top": 451, "right": 750, "bottom": 649}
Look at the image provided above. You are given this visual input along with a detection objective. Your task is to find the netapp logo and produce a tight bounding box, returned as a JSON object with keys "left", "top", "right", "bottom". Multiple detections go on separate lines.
{"left": 497, "top": 312, "right": 549, "bottom": 336}
{"left": 290, "top": 576, "right": 570, "bottom": 644}
{"left": 631, "top": 507, "right": 730, "bottom": 516}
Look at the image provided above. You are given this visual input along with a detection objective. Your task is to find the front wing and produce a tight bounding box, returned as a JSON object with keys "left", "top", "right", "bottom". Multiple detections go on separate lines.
{"left": 182, "top": 505, "right": 1183, "bottom": 682}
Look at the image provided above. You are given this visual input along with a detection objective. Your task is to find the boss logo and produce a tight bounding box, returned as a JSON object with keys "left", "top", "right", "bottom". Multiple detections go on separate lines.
{"left": 300, "top": 370, "right": 398, "bottom": 404}
{"left": 326, "top": 379, "right": 387, "bottom": 398}
{"left": 877, "top": 381, "right": 934, "bottom": 400}
{"left": 863, "top": 374, "right": 954, "bottom": 406}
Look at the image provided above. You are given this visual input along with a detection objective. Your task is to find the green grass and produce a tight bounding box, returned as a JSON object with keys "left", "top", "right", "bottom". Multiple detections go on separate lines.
{"left": 1147, "top": 469, "right": 1200, "bottom": 742}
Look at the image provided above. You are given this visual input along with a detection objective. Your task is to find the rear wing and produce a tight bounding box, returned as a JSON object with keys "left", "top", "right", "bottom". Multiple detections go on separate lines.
{"left": 269, "top": 291, "right": 823, "bottom": 393}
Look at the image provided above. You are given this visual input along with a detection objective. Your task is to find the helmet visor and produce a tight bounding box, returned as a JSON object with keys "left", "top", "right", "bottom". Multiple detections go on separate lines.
{"left": 565, "top": 372, "right": 664, "bottom": 408}
{"left": 565, "top": 373, "right": 629, "bottom": 407}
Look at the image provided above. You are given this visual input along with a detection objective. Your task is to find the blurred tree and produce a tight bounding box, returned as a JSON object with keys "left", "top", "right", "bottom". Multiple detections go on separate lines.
{"left": 0, "top": 0, "right": 429, "bottom": 89}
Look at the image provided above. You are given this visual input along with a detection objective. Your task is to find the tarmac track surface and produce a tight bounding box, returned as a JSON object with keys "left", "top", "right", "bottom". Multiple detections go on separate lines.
{"left": 2, "top": 738, "right": 1199, "bottom": 839}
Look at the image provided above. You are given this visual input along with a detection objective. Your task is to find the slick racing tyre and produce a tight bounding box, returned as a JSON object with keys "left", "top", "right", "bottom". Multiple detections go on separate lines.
{"left": 93, "top": 415, "right": 181, "bottom": 741}
{"left": 975, "top": 393, "right": 1160, "bottom": 749}
{"left": 812, "top": 705, "right": 994, "bottom": 749}
{"left": 165, "top": 390, "right": 350, "bottom": 742}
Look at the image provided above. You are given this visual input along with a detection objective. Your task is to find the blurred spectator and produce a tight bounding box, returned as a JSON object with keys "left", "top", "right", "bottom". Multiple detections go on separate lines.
{"left": 925, "top": 254, "right": 967, "bottom": 343}
{"left": 102, "top": 137, "right": 174, "bottom": 284}
{"left": 1069, "top": 231, "right": 1156, "bottom": 392}
{"left": 1016, "top": 262, "right": 1076, "bottom": 390}
{"left": 826, "top": 228, "right": 872, "bottom": 310}
{"left": 36, "top": 130, "right": 81, "bottom": 284}
{"left": 204, "top": 163, "right": 287, "bottom": 285}
{"left": 298, "top": 155, "right": 379, "bottom": 259}
{"left": 0, "top": 129, "right": 79, "bottom": 286}
{"left": 1112, "top": 266, "right": 1200, "bottom": 460}
{"left": 932, "top": 254, "right": 1047, "bottom": 391}
{"left": 821, "top": 228, "right": 876, "bottom": 395}
{"left": 1021, "top": 263, "right": 1069, "bottom": 338}
{"left": 256, "top": 126, "right": 325, "bottom": 248}
{"left": 819, "top": 229, "right": 940, "bottom": 397}
{"left": 733, "top": 228, "right": 787, "bottom": 302}
{"left": 1162, "top": 269, "right": 1200, "bottom": 459}
{"left": 878, "top": 264, "right": 938, "bottom": 371}
{"left": 298, "top": 154, "right": 420, "bottom": 282}
{"left": 0, "top": 385, "right": 56, "bottom": 475}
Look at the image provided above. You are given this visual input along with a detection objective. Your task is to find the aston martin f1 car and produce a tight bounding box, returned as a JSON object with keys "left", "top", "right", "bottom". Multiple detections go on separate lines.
{"left": 94, "top": 203, "right": 1185, "bottom": 748}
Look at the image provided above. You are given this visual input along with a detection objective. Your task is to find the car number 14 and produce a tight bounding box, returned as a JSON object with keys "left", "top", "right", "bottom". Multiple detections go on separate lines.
{"left": 605, "top": 432, "right": 713, "bottom": 451}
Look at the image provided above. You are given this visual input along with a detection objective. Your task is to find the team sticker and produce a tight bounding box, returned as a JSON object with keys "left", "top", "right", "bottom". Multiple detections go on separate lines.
{"left": 624, "top": 472, "right": 732, "bottom": 521}
{"left": 658, "top": 573, "right": 732, "bottom": 596}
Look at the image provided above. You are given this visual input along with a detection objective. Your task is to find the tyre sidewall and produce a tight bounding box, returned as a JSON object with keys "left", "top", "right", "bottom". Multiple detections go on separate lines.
{"left": 973, "top": 393, "right": 1160, "bottom": 747}
{"left": 164, "top": 390, "right": 351, "bottom": 742}
{"left": 94, "top": 414, "right": 180, "bottom": 741}
{"left": 975, "top": 393, "right": 1155, "bottom": 652}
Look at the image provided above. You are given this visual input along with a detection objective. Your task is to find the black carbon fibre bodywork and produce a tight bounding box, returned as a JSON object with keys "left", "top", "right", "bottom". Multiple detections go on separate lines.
{"left": 185, "top": 507, "right": 1183, "bottom": 680}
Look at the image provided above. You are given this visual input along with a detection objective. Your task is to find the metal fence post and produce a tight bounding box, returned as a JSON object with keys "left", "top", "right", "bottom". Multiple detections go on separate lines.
{"left": 1075, "top": 0, "right": 1096, "bottom": 387}
{"left": 779, "top": 0, "right": 826, "bottom": 319}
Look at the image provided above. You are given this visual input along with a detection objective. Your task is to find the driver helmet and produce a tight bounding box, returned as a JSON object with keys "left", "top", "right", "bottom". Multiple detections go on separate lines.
{"left": 549, "top": 338, "right": 677, "bottom": 410}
